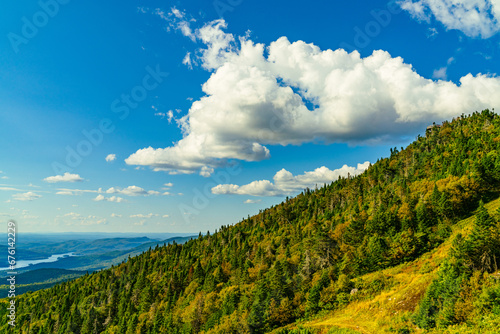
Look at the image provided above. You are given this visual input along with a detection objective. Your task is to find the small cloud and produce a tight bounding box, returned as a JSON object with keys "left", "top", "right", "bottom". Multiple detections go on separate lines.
{"left": 106, "top": 185, "right": 160, "bottom": 196}
{"left": 155, "top": 110, "right": 175, "bottom": 123}
{"left": 56, "top": 188, "right": 99, "bottom": 196}
{"left": 56, "top": 190, "right": 74, "bottom": 195}
{"left": 93, "top": 194, "right": 125, "bottom": 203}
{"left": 162, "top": 214, "right": 169, "bottom": 218}
{"left": 105, "top": 154, "right": 117, "bottom": 162}
{"left": 244, "top": 199, "right": 262, "bottom": 204}
{"left": 427, "top": 27, "right": 438, "bottom": 38}
{"left": 111, "top": 213, "right": 122, "bottom": 218}
{"left": 130, "top": 213, "right": 158, "bottom": 218}
{"left": 167, "top": 110, "right": 174, "bottom": 123}
{"left": 183, "top": 52, "right": 193, "bottom": 69}
{"left": 200, "top": 166, "right": 214, "bottom": 177}
{"left": 447, "top": 57, "right": 455, "bottom": 65}
{"left": 64, "top": 212, "right": 82, "bottom": 219}
{"left": 134, "top": 220, "right": 146, "bottom": 226}
{"left": 0, "top": 186, "right": 22, "bottom": 192}
{"left": 433, "top": 67, "right": 447, "bottom": 80}
{"left": 164, "top": 182, "right": 174, "bottom": 188}
{"left": 155, "top": 7, "right": 196, "bottom": 42}
{"left": 13, "top": 192, "right": 42, "bottom": 201}
{"left": 44, "top": 172, "right": 84, "bottom": 183}
{"left": 1, "top": 176, "right": 8, "bottom": 180}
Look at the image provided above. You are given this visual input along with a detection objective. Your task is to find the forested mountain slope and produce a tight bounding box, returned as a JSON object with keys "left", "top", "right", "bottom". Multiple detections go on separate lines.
{"left": 2, "top": 109, "right": 500, "bottom": 333}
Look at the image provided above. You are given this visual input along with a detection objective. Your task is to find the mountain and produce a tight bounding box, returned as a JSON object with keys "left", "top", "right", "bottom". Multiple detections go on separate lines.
{"left": 2, "top": 110, "right": 500, "bottom": 333}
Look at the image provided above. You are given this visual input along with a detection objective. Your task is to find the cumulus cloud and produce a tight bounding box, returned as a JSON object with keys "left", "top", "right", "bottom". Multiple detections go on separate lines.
{"left": 111, "top": 213, "right": 122, "bottom": 218}
{"left": 44, "top": 172, "right": 83, "bottom": 183}
{"left": 93, "top": 195, "right": 125, "bottom": 203}
{"left": 13, "top": 192, "right": 42, "bottom": 201}
{"left": 106, "top": 185, "right": 160, "bottom": 196}
{"left": 106, "top": 154, "right": 117, "bottom": 162}
{"left": 126, "top": 17, "right": 500, "bottom": 175}
{"left": 399, "top": 0, "right": 500, "bottom": 38}
{"left": 212, "top": 162, "right": 370, "bottom": 197}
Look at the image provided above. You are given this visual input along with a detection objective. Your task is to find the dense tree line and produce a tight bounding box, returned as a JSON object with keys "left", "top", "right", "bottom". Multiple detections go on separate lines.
{"left": 2, "top": 109, "right": 500, "bottom": 333}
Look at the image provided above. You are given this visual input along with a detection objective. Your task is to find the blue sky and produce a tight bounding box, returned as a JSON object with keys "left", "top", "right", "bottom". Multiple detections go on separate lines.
{"left": 1, "top": 0, "right": 499, "bottom": 233}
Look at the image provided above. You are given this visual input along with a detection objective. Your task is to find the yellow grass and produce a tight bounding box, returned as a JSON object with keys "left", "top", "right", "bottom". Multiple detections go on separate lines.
{"left": 286, "top": 198, "right": 500, "bottom": 334}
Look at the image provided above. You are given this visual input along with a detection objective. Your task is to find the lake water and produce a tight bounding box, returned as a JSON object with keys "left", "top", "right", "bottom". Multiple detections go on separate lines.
{"left": 0, "top": 253, "right": 75, "bottom": 271}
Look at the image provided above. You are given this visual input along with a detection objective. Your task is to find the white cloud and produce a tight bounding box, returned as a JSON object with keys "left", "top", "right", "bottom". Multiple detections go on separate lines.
{"left": 106, "top": 154, "right": 117, "bottom": 162}
{"left": 183, "top": 52, "right": 193, "bottom": 69}
{"left": 130, "top": 213, "right": 158, "bottom": 218}
{"left": 126, "top": 19, "right": 500, "bottom": 175}
{"left": 0, "top": 186, "right": 22, "bottom": 191}
{"left": 212, "top": 162, "right": 370, "bottom": 197}
{"left": 13, "top": 192, "right": 42, "bottom": 201}
{"left": 164, "top": 182, "right": 174, "bottom": 188}
{"left": 433, "top": 66, "right": 448, "bottom": 79}
{"left": 427, "top": 27, "right": 439, "bottom": 38}
{"left": 44, "top": 172, "right": 83, "bottom": 183}
{"left": 244, "top": 199, "right": 262, "bottom": 204}
{"left": 93, "top": 195, "right": 125, "bottom": 203}
{"left": 106, "top": 185, "right": 160, "bottom": 196}
{"left": 56, "top": 188, "right": 100, "bottom": 196}
{"left": 156, "top": 7, "right": 196, "bottom": 41}
{"left": 399, "top": 0, "right": 500, "bottom": 38}
{"left": 200, "top": 166, "right": 214, "bottom": 177}
{"left": 111, "top": 213, "right": 122, "bottom": 218}
{"left": 162, "top": 214, "right": 169, "bottom": 218}
{"left": 64, "top": 212, "right": 82, "bottom": 219}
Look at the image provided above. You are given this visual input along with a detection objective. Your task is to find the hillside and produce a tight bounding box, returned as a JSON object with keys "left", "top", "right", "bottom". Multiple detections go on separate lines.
{"left": 2, "top": 110, "right": 500, "bottom": 333}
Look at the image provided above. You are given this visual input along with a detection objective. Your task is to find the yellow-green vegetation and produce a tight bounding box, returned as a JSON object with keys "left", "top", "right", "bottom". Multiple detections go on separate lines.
{"left": 2, "top": 110, "right": 500, "bottom": 333}
{"left": 289, "top": 199, "right": 500, "bottom": 334}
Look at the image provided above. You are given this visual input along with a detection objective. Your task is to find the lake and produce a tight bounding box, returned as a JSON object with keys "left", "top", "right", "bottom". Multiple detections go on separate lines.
{"left": 0, "top": 253, "right": 75, "bottom": 271}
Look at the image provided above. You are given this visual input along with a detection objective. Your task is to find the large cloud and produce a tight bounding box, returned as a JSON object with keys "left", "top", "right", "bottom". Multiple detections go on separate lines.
{"left": 126, "top": 17, "right": 500, "bottom": 175}
{"left": 212, "top": 162, "right": 370, "bottom": 197}
{"left": 399, "top": 0, "right": 500, "bottom": 38}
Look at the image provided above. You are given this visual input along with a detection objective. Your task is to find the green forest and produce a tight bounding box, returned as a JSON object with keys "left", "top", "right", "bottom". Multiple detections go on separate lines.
{"left": 2, "top": 109, "right": 500, "bottom": 333}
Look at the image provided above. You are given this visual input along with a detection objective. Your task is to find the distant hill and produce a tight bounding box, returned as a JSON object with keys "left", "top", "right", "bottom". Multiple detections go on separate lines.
{"left": 0, "top": 269, "right": 87, "bottom": 298}
{"left": 2, "top": 110, "right": 500, "bottom": 333}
